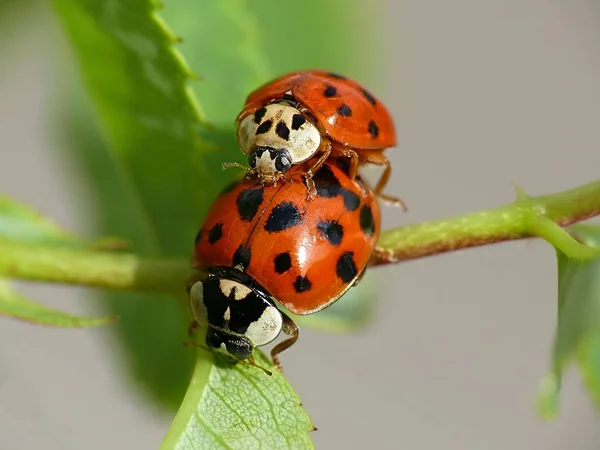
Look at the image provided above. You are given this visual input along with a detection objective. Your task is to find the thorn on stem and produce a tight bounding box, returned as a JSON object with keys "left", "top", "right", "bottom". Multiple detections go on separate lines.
{"left": 511, "top": 181, "right": 530, "bottom": 201}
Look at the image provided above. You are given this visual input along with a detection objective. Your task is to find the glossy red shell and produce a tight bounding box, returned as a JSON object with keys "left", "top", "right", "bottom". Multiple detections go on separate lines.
{"left": 239, "top": 70, "right": 396, "bottom": 150}
{"left": 193, "top": 160, "right": 381, "bottom": 315}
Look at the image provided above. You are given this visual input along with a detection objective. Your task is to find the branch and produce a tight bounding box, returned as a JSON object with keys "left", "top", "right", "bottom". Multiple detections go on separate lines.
{"left": 0, "top": 239, "right": 190, "bottom": 294}
{"left": 0, "top": 179, "right": 599, "bottom": 292}
{"left": 372, "top": 179, "right": 600, "bottom": 265}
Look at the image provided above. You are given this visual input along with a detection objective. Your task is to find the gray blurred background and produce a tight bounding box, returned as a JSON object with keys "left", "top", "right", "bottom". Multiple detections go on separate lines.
{"left": 1, "top": 1, "right": 600, "bottom": 449}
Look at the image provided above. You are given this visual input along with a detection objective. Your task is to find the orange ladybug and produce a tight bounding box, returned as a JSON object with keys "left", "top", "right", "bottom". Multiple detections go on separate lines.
{"left": 189, "top": 159, "right": 381, "bottom": 368}
{"left": 235, "top": 70, "right": 403, "bottom": 206}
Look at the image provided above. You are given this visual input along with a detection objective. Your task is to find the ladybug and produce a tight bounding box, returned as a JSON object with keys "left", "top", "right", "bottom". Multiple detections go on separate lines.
{"left": 189, "top": 159, "right": 381, "bottom": 369}
{"left": 235, "top": 70, "right": 403, "bottom": 207}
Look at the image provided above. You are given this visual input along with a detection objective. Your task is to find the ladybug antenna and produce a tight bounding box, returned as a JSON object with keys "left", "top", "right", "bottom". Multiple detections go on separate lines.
{"left": 222, "top": 161, "right": 250, "bottom": 171}
{"left": 247, "top": 355, "right": 273, "bottom": 376}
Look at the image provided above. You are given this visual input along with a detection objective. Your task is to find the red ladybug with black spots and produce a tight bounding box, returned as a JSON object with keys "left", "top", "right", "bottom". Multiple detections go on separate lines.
{"left": 235, "top": 70, "right": 403, "bottom": 207}
{"left": 189, "top": 159, "right": 380, "bottom": 369}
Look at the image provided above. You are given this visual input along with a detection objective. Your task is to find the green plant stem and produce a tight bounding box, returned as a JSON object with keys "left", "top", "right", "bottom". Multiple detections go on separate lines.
{"left": 373, "top": 179, "right": 600, "bottom": 265}
{"left": 1, "top": 179, "right": 599, "bottom": 292}
{"left": 0, "top": 240, "right": 190, "bottom": 293}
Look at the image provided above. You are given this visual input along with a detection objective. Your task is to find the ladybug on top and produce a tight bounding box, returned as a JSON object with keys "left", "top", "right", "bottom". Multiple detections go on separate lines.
{"left": 235, "top": 70, "right": 403, "bottom": 206}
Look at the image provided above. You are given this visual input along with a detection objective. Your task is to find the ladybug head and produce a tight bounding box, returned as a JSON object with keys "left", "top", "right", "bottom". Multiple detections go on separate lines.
{"left": 205, "top": 327, "right": 253, "bottom": 363}
{"left": 248, "top": 146, "right": 293, "bottom": 178}
{"left": 188, "top": 268, "right": 283, "bottom": 363}
{"left": 237, "top": 102, "right": 321, "bottom": 179}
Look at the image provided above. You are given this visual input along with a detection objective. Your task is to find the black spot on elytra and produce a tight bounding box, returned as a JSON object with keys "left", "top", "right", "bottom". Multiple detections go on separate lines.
{"left": 337, "top": 104, "right": 352, "bottom": 117}
{"left": 359, "top": 205, "right": 375, "bottom": 236}
{"left": 256, "top": 120, "right": 272, "bottom": 135}
{"left": 291, "top": 114, "right": 306, "bottom": 130}
{"left": 194, "top": 228, "right": 203, "bottom": 244}
{"left": 265, "top": 202, "right": 302, "bottom": 232}
{"left": 336, "top": 252, "right": 358, "bottom": 283}
{"left": 236, "top": 188, "right": 264, "bottom": 222}
{"left": 368, "top": 120, "right": 379, "bottom": 138}
{"left": 253, "top": 107, "right": 267, "bottom": 124}
{"left": 317, "top": 220, "right": 344, "bottom": 246}
{"left": 276, "top": 121, "right": 290, "bottom": 140}
{"left": 323, "top": 85, "right": 337, "bottom": 97}
{"left": 341, "top": 190, "right": 360, "bottom": 211}
{"left": 274, "top": 252, "right": 292, "bottom": 274}
{"left": 233, "top": 245, "right": 251, "bottom": 269}
{"left": 327, "top": 72, "right": 347, "bottom": 80}
{"left": 208, "top": 223, "right": 223, "bottom": 244}
{"left": 314, "top": 165, "right": 361, "bottom": 212}
{"left": 293, "top": 275, "right": 312, "bottom": 293}
{"left": 362, "top": 88, "right": 377, "bottom": 106}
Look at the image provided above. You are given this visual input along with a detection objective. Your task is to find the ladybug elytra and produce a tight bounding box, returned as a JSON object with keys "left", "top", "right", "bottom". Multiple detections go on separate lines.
{"left": 235, "top": 70, "right": 403, "bottom": 207}
{"left": 189, "top": 159, "right": 381, "bottom": 368}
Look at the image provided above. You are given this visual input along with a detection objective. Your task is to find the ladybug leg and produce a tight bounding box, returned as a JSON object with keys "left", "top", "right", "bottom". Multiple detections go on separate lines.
{"left": 361, "top": 152, "right": 407, "bottom": 211}
{"left": 303, "top": 176, "right": 318, "bottom": 199}
{"left": 337, "top": 147, "right": 360, "bottom": 179}
{"left": 283, "top": 171, "right": 318, "bottom": 199}
{"left": 301, "top": 140, "right": 333, "bottom": 198}
{"left": 270, "top": 313, "right": 299, "bottom": 372}
{"left": 306, "top": 139, "right": 332, "bottom": 175}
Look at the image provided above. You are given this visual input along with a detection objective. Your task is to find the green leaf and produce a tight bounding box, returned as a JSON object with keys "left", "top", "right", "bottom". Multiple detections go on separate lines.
{"left": 52, "top": 0, "right": 289, "bottom": 414}
{"left": 537, "top": 223, "right": 600, "bottom": 419}
{"left": 52, "top": 0, "right": 377, "bottom": 428}
{"left": 162, "top": 351, "right": 314, "bottom": 450}
{"left": 49, "top": 0, "right": 303, "bottom": 433}
{"left": 51, "top": 0, "right": 209, "bottom": 408}
{"left": 0, "top": 196, "right": 118, "bottom": 329}
{"left": 55, "top": 83, "right": 195, "bottom": 409}
{"left": 52, "top": 0, "right": 222, "bottom": 253}
{"left": 0, "top": 195, "right": 84, "bottom": 246}
{"left": 158, "top": 0, "right": 272, "bottom": 171}
{"left": 0, "top": 278, "right": 114, "bottom": 327}
{"left": 160, "top": 0, "right": 270, "bottom": 128}
{"left": 0, "top": 195, "right": 126, "bottom": 250}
